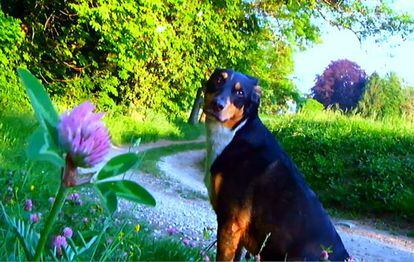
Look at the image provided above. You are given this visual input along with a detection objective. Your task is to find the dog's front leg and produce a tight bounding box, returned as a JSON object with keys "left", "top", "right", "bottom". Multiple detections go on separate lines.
{"left": 216, "top": 220, "right": 244, "bottom": 261}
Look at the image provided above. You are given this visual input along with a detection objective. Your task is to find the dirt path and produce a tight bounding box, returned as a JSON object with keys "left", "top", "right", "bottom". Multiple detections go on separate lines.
{"left": 110, "top": 142, "right": 414, "bottom": 261}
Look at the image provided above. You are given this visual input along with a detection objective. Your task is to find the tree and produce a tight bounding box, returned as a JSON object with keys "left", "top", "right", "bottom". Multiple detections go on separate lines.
{"left": 311, "top": 59, "right": 367, "bottom": 110}
{"left": 358, "top": 72, "right": 405, "bottom": 119}
{"left": 1, "top": 0, "right": 413, "bottom": 117}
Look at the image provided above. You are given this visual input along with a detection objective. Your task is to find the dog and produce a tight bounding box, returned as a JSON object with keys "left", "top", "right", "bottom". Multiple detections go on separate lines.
{"left": 203, "top": 69, "right": 349, "bottom": 261}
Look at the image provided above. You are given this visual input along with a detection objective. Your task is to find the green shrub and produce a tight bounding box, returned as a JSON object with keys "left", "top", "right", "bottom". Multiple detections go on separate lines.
{"left": 358, "top": 72, "right": 405, "bottom": 119}
{"left": 0, "top": 10, "right": 29, "bottom": 112}
{"left": 265, "top": 111, "right": 414, "bottom": 220}
{"left": 300, "top": 98, "right": 324, "bottom": 113}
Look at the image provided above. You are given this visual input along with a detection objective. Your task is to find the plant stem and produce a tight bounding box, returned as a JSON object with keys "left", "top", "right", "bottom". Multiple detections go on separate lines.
{"left": 33, "top": 183, "right": 69, "bottom": 261}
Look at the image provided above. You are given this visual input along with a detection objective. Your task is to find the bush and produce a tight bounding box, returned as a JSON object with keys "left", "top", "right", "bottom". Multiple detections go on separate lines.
{"left": 358, "top": 72, "right": 405, "bottom": 119}
{"left": 0, "top": 10, "right": 29, "bottom": 112}
{"left": 300, "top": 98, "right": 324, "bottom": 113}
{"left": 265, "top": 111, "right": 414, "bottom": 220}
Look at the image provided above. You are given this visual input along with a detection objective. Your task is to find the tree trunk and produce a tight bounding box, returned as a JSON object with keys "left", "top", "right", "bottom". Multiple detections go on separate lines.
{"left": 188, "top": 86, "right": 204, "bottom": 124}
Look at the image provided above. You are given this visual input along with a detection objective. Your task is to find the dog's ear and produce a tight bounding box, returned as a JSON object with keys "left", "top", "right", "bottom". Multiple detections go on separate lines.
{"left": 251, "top": 85, "right": 262, "bottom": 104}
{"left": 247, "top": 75, "right": 261, "bottom": 104}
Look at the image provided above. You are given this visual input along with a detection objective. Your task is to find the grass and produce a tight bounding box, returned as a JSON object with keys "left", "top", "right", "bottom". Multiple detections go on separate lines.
{"left": 105, "top": 113, "right": 204, "bottom": 145}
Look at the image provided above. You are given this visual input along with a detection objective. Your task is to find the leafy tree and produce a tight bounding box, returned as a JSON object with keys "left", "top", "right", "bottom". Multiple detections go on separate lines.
{"left": 0, "top": 10, "right": 28, "bottom": 112}
{"left": 243, "top": 37, "right": 299, "bottom": 114}
{"left": 358, "top": 72, "right": 406, "bottom": 119}
{"left": 311, "top": 59, "right": 367, "bottom": 110}
{"left": 0, "top": 0, "right": 413, "bottom": 117}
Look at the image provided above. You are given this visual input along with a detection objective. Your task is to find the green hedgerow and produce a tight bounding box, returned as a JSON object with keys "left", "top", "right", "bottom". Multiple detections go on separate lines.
{"left": 265, "top": 111, "right": 414, "bottom": 221}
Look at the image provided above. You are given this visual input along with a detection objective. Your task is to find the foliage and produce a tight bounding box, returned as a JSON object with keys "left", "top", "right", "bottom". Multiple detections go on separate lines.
{"left": 0, "top": 167, "right": 210, "bottom": 261}
{"left": 105, "top": 112, "right": 204, "bottom": 145}
{"left": 299, "top": 98, "right": 324, "bottom": 113}
{"left": 265, "top": 111, "right": 414, "bottom": 221}
{"left": 1, "top": 1, "right": 413, "bottom": 117}
{"left": 311, "top": 59, "right": 367, "bottom": 110}
{"left": 0, "top": 10, "right": 28, "bottom": 112}
{"left": 252, "top": 0, "right": 414, "bottom": 46}
{"left": 245, "top": 38, "right": 299, "bottom": 114}
{"left": 401, "top": 87, "right": 414, "bottom": 122}
{"left": 358, "top": 72, "right": 405, "bottom": 119}
{"left": 2, "top": 69, "right": 155, "bottom": 260}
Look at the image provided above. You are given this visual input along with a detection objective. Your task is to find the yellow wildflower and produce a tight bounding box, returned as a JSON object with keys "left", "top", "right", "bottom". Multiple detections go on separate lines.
{"left": 134, "top": 224, "right": 141, "bottom": 232}
{"left": 30, "top": 185, "right": 35, "bottom": 191}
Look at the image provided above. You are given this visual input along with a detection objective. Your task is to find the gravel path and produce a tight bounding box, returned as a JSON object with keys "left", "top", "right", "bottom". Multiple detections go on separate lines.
{"left": 109, "top": 142, "right": 414, "bottom": 261}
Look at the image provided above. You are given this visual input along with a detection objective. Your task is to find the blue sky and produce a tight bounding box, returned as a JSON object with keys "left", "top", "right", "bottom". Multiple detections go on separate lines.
{"left": 292, "top": 0, "right": 414, "bottom": 94}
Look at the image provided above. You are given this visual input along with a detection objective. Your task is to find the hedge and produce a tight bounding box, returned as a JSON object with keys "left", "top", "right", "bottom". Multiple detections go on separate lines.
{"left": 264, "top": 112, "right": 414, "bottom": 220}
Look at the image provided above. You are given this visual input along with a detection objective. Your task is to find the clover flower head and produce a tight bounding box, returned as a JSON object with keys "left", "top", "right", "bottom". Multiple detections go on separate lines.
{"left": 182, "top": 237, "right": 191, "bottom": 246}
{"left": 53, "top": 235, "right": 67, "bottom": 248}
{"left": 24, "top": 199, "right": 33, "bottom": 211}
{"left": 52, "top": 235, "right": 68, "bottom": 256}
{"left": 63, "top": 227, "right": 73, "bottom": 238}
{"left": 68, "top": 193, "right": 80, "bottom": 201}
{"left": 58, "top": 101, "right": 110, "bottom": 168}
{"left": 30, "top": 213, "right": 41, "bottom": 223}
{"left": 167, "top": 226, "right": 179, "bottom": 235}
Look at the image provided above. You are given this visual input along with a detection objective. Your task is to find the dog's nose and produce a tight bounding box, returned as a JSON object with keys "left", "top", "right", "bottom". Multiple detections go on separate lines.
{"left": 212, "top": 98, "right": 226, "bottom": 112}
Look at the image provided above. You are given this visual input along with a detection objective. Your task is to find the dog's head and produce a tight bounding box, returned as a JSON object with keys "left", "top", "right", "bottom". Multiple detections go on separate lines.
{"left": 203, "top": 69, "right": 261, "bottom": 129}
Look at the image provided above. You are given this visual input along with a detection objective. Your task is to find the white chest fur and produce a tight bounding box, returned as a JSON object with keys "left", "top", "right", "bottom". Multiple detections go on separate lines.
{"left": 204, "top": 119, "right": 246, "bottom": 198}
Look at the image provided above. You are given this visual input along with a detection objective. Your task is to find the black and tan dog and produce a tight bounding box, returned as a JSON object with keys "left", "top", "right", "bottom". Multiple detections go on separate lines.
{"left": 203, "top": 69, "right": 349, "bottom": 261}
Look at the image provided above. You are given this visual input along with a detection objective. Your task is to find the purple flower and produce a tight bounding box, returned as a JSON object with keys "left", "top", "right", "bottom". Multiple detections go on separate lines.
{"left": 320, "top": 250, "right": 329, "bottom": 261}
{"left": 52, "top": 235, "right": 68, "bottom": 256}
{"left": 48, "top": 197, "right": 55, "bottom": 204}
{"left": 58, "top": 101, "right": 110, "bottom": 168}
{"left": 63, "top": 227, "right": 73, "bottom": 238}
{"left": 167, "top": 226, "right": 179, "bottom": 235}
{"left": 82, "top": 217, "right": 89, "bottom": 223}
{"left": 75, "top": 199, "right": 83, "bottom": 206}
{"left": 30, "top": 213, "right": 41, "bottom": 223}
{"left": 68, "top": 193, "right": 80, "bottom": 201}
{"left": 24, "top": 199, "right": 33, "bottom": 211}
{"left": 182, "top": 238, "right": 191, "bottom": 246}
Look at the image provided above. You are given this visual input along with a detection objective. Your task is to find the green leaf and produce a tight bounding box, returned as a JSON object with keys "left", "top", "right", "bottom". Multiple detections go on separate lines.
{"left": 97, "top": 153, "right": 140, "bottom": 181}
{"left": 95, "top": 180, "right": 156, "bottom": 213}
{"left": 0, "top": 203, "right": 39, "bottom": 260}
{"left": 27, "top": 128, "right": 64, "bottom": 167}
{"left": 17, "top": 68, "right": 59, "bottom": 127}
{"left": 95, "top": 183, "right": 118, "bottom": 213}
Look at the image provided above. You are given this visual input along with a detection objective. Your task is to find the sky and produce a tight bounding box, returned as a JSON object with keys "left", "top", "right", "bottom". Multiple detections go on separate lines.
{"left": 292, "top": 0, "right": 414, "bottom": 94}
